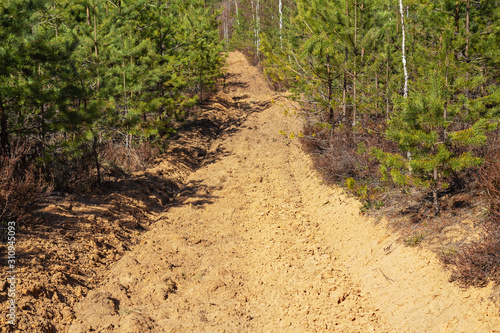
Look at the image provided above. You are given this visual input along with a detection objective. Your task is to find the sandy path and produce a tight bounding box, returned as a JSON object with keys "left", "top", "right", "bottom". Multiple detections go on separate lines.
{"left": 68, "top": 52, "right": 500, "bottom": 332}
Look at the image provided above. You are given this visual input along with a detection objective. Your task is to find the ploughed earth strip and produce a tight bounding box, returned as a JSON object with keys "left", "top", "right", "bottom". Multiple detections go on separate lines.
{"left": 68, "top": 52, "right": 500, "bottom": 332}
{"left": 3, "top": 51, "right": 498, "bottom": 332}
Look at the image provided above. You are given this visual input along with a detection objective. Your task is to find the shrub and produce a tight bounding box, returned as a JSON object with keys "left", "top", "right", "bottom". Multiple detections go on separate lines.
{"left": 300, "top": 117, "right": 396, "bottom": 185}
{"left": 44, "top": 143, "right": 97, "bottom": 193}
{"left": 101, "top": 142, "right": 159, "bottom": 177}
{"left": 0, "top": 142, "right": 52, "bottom": 224}
{"left": 478, "top": 130, "right": 500, "bottom": 224}
{"left": 447, "top": 226, "right": 500, "bottom": 287}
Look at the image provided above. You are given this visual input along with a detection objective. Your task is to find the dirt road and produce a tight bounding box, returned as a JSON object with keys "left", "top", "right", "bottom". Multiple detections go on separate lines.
{"left": 68, "top": 52, "right": 500, "bottom": 332}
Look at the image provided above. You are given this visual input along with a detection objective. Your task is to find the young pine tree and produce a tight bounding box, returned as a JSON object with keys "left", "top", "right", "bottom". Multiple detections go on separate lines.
{"left": 373, "top": 73, "right": 492, "bottom": 214}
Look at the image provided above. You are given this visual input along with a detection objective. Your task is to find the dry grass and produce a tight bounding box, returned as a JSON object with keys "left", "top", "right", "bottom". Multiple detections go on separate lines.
{"left": 0, "top": 142, "right": 52, "bottom": 226}
{"left": 101, "top": 141, "right": 159, "bottom": 177}
{"left": 444, "top": 132, "right": 500, "bottom": 287}
{"left": 300, "top": 117, "right": 395, "bottom": 184}
{"left": 478, "top": 132, "right": 500, "bottom": 224}
{"left": 44, "top": 139, "right": 160, "bottom": 193}
{"left": 446, "top": 225, "right": 500, "bottom": 287}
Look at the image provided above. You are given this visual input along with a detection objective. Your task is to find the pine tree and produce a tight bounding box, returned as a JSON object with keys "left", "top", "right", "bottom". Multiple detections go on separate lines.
{"left": 373, "top": 73, "right": 492, "bottom": 214}
{"left": 183, "top": 0, "right": 226, "bottom": 102}
{"left": 0, "top": 0, "right": 80, "bottom": 154}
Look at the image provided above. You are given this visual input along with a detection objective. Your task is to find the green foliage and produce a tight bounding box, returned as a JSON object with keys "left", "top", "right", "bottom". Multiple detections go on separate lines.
{"left": 405, "top": 232, "right": 426, "bottom": 247}
{"left": 374, "top": 74, "right": 490, "bottom": 191}
{"left": 0, "top": 0, "right": 225, "bottom": 189}
{"left": 360, "top": 200, "right": 384, "bottom": 213}
{"left": 345, "top": 178, "right": 357, "bottom": 191}
{"left": 345, "top": 177, "right": 377, "bottom": 203}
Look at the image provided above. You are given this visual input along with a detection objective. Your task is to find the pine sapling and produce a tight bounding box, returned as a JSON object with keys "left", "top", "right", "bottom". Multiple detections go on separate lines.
{"left": 373, "top": 74, "right": 490, "bottom": 215}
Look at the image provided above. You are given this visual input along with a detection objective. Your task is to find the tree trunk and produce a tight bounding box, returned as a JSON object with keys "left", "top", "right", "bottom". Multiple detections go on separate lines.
{"left": 256, "top": 0, "right": 260, "bottom": 59}
{"left": 433, "top": 166, "right": 440, "bottom": 215}
{"left": 386, "top": 29, "right": 390, "bottom": 120}
{"left": 464, "top": 0, "right": 470, "bottom": 117}
{"left": 341, "top": 0, "right": 350, "bottom": 124}
{"left": 399, "top": 0, "right": 408, "bottom": 98}
{"left": 199, "top": 70, "right": 204, "bottom": 101}
{"left": 93, "top": 134, "right": 101, "bottom": 185}
{"left": 93, "top": 2, "right": 100, "bottom": 89}
{"left": 86, "top": 6, "right": 91, "bottom": 26}
{"left": 93, "top": 4, "right": 98, "bottom": 58}
{"left": 223, "top": 1, "right": 229, "bottom": 46}
{"left": 0, "top": 95, "right": 9, "bottom": 156}
{"left": 40, "top": 104, "right": 46, "bottom": 145}
{"left": 352, "top": 0, "right": 358, "bottom": 127}
{"left": 251, "top": 0, "right": 256, "bottom": 53}
{"left": 465, "top": 0, "right": 470, "bottom": 62}
{"left": 343, "top": 47, "right": 348, "bottom": 124}
{"left": 121, "top": 34, "right": 128, "bottom": 115}
{"left": 443, "top": 101, "right": 448, "bottom": 141}
{"left": 399, "top": 0, "right": 411, "bottom": 174}
{"left": 454, "top": 1, "right": 461, "bottom": 60}
{"left": 326, "top": 55, "right": 334, "bottom": 124}
{"left": 279, "top": 0, "right": 283, "bottom": 50}
{"left": 396, "top": 4, "right": 399, "bottom": 37}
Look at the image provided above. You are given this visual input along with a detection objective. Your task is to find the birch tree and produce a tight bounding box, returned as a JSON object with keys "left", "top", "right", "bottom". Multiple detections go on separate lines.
{"left": 255, "top": 0, "right": 261, "bottom": 58}
{"left": 399, "top": 0, "right": 408, "bottom": 98}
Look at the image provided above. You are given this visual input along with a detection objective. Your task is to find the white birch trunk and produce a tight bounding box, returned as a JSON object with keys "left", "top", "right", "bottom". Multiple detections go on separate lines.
{"left": 352, "top": 0, "right": 357, "bottom": 127}
{"left": 251, "top": 0, "right": 255, "bottom": 30}
{"left": 256, "top": 0, "right": 260, "bottom": 58}
{"left": 399, "top": 0, "right": 411, "bottom": 173}
{"left": 399, "top": 0, "right": 408, "bottom": 98}
{"left": 251, "top": 0, "right": 256, "bottom": 53}
{"left": 225, "top": 21, "right": 229, "bottom": 46}
{"left": 223, "top": 2, "right": 229, "bottom": 46}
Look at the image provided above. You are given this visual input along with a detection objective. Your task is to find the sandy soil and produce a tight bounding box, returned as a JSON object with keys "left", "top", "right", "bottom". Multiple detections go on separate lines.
{"left": 2, "top": 51, "right": 499, "bottom": 332}
{"left": 65, "top": 52, "right": 500, "bottom": 332}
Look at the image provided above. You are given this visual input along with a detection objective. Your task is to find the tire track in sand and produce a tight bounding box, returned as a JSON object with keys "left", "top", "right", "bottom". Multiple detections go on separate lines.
{"left": 68, "top": 52, "right": 499, "bottom": 333}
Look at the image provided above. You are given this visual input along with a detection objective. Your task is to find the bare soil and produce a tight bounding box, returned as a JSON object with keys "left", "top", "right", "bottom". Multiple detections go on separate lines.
{"left": 2, "top": 52, "right": 500, "bottom": 332}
